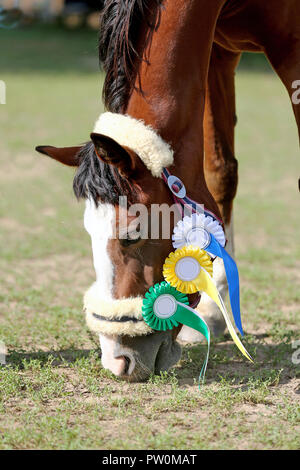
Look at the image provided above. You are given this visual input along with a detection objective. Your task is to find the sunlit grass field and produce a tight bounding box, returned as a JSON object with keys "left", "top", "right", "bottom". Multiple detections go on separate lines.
{"left": 0, "top": 25, "right": 299, "bottom": 450}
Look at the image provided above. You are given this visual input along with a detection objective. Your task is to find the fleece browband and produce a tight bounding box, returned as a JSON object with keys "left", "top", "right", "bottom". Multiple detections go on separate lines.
{"left": 93, "top": 112, "right": 174, "bottom": 177}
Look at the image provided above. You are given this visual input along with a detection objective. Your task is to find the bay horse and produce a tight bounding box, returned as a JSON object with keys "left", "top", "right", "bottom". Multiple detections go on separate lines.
{"left": 36, "top": 0, "right": 300, "bottom": 381}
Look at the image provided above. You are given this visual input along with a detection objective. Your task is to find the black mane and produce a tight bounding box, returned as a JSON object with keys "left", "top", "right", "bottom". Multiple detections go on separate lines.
{"left": 99, "top": 0, "right": 163, "bottom": 112}
{"left": 74, "top": 2, "right": 164, "bottom": 205}
{"left": 73, "top": 142, "right": 137, "bottom": 206}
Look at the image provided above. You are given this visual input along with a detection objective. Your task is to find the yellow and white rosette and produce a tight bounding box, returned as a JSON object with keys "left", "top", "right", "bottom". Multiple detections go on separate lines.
{"left": 163, "top": 246, "right": 213, "bottom": 294}
{"left": 163, "top": 246, "right": 253, "bottom": 362}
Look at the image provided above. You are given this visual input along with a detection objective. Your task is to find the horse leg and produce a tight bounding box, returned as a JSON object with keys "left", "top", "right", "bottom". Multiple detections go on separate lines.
{"left": 266, "top": 43, "right": 300, "bottom": 146}
{"left": 179, "top": 44, "right": 241, "bottom": 342}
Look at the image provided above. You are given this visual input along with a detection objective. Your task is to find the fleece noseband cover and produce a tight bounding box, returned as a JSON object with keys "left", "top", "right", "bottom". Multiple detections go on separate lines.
{"left": 84, "top": 283, "right": 152, "bottom": 337}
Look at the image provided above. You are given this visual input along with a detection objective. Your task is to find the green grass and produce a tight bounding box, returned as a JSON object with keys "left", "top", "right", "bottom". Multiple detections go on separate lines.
{"left": 0, "top": 25, "right": 299, "bottom": 450}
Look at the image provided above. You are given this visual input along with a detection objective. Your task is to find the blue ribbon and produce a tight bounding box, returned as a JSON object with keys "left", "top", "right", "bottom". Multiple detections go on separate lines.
{"left": 206, "top": 234, "right": 244, "bottom": 336}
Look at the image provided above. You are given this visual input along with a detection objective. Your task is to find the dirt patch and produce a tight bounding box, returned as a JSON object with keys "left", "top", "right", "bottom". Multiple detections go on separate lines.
{"left": 0, "top": 218, "right": 44, "bottom": 235}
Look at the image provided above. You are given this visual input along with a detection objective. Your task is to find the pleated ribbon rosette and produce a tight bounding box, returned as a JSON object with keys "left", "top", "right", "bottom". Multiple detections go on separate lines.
{"left": 142, "top": 282, "right": 210, "bottom": 382}
{"left": 172, "top": 213, "right": 244, "bottom": 337}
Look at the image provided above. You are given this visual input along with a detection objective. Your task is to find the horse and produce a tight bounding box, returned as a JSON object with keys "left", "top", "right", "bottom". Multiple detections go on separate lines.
{"left": 36, "top": 0, "right": 300, "bottom": 382}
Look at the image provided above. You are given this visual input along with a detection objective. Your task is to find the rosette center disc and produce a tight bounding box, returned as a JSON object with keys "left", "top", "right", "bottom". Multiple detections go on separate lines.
{"left": 186, "top": 227, "right": 211, "bottom": 249}
{"left": 175, "top": 257, "right": 201, "bottom": 282}
{"left": 153, "top": 294, "right": 177, "bottom": 318}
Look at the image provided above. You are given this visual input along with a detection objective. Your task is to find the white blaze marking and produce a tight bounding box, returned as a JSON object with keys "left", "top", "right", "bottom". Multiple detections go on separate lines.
{"left": 84, "top": 199, "right": 116, "bottom": 300}
{"left": 99, "top": 334, "right": 126, "bottom": 376}
{"left": 84, "top": 200, "right": 122, "bottom": 367}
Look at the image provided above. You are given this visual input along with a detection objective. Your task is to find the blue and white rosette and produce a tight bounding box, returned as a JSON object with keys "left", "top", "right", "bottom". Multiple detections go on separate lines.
{"left": 172, "top": 213, "right": 244, "bottom": 336}
{"left": 172, "top": 213, "right": 226, "bottom": 255}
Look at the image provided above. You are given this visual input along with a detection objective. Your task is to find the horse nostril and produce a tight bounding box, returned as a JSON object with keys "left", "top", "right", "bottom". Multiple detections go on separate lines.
{"left": 121, "top": 354, "right": 136, "bottom": 376}
{"left": 111, "top": 354, "right": 135, "bottom": 377}
{"left": 123, "top": 356, "right": 130, "bottom": 375}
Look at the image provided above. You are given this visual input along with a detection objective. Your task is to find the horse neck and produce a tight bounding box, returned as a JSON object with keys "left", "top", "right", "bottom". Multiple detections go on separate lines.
{"left": 125, "top": 0, "right": 221, "bottom": 216}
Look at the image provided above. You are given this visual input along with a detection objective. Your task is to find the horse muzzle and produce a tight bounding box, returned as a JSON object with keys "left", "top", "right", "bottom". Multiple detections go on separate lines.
{"left": 99, "top": 331, "right": 181, "bottom": 382}
{"left": 84, "top": 283, "right": 181, "bottom": 381}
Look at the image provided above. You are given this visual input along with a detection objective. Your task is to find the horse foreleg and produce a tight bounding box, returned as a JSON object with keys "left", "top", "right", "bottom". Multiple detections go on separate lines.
{"left": 266, "top": 43, "right": 300, "bottom": 147}
{"left": 202, "top": 44, "right": 241, "bottom": 337}
{"left": 179, "top": 44, "right": 241, "bottom": 342}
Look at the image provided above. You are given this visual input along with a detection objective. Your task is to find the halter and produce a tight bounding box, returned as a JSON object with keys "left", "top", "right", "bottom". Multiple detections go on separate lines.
{"left": 162, "top": 168, "right": 223, "bottom": 224}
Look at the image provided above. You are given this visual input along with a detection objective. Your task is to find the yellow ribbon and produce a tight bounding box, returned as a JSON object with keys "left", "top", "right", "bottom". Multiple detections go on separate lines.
{"left": 163, "top": 246, "right": 253, "bottom": 362}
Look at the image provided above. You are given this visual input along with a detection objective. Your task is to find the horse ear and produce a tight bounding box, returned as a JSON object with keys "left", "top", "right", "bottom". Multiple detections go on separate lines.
{"left": 35, "top": 145, "right": 82, "bottom": 166}
{"left": 90, "top": 133, "right": 138, "bottom": 176}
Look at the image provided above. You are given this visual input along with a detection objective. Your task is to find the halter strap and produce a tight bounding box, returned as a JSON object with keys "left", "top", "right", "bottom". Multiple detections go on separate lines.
{"left": 162, "top": 168, "right": 223, "bottom": 225}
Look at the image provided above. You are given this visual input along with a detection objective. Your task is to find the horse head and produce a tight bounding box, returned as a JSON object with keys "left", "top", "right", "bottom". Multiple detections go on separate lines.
{"left": 36, "top": 113, "right": 187, "bottom": 381}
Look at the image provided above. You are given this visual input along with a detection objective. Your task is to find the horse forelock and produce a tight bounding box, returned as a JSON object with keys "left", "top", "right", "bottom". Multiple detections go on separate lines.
{"left": 99, "top": 0, "right": 164, "bottom": 113}
{"left": 73, "top": 141, "right": 138, "bottom": 206}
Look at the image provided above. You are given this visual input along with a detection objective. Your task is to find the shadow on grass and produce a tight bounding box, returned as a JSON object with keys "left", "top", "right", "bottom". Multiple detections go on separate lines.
{"left": 6, "top": 347, "right": 101, "bottom": 368}
{"left": 176, "top": 332, "right": 299, "bottom": 388}
{"left": 4, "top": 331, "right": 299, "bottom": 391}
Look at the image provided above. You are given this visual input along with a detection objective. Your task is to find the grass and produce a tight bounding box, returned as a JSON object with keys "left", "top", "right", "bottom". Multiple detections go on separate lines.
{"left": 0, "top": 25, "right": 299, "bottom": 450}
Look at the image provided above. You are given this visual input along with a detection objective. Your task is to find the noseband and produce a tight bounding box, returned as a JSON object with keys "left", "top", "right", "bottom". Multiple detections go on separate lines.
{"left": 83, "top": 113, "right": 252, "bottom": 382}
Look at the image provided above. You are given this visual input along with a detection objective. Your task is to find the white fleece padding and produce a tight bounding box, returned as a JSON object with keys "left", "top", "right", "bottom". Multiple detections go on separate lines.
{"left": 93, "top": 112, "right": 174, "bottom": 177}
{"left": 84, "top": 283, "right": 152, "bottom": 336}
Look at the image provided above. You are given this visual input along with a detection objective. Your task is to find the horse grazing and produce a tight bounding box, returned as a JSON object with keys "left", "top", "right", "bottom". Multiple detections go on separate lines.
{"left": 36, "top": 0, "right": 300, "bottom": 381}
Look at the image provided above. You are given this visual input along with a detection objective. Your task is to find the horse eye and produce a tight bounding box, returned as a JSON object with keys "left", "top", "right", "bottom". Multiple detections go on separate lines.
{"left": 120, "top": 236, "right": 142, "bottom": 247}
